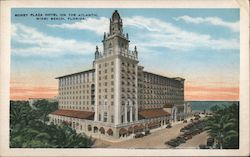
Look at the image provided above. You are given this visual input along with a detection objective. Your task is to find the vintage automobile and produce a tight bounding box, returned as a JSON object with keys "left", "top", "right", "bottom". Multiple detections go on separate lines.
{"left": 176, "top": 136, "right": 186, "bottom": 143}
{"left": 165, "top": 139, "right": 180, "bottom": 147}
{"left": 134, "top": 132, "right": 144, "bottom": 138}
{"left": 166, "top": 124, "right": 172, "bottom": 128}
{"left": 207, "top": 137, "right": 215, "bottom": 147}
{"left": 180, "top": 128, "right": 186, "bottom": 132}
{"left": 144, "top": 130, "right": 150, "bottom": 136}
{"left": 199, "top": 144, "right": 208, "bottom": 149}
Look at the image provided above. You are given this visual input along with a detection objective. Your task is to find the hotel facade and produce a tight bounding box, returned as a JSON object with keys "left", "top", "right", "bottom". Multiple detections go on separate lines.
{"left": 49, "top": 10, "right": 191, "bottom": 140}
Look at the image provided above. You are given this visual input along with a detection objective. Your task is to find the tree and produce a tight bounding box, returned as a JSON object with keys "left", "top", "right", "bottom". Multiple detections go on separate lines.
{"left": 10, "top": 100, "right": 94, "bottom": 148}
{"left": 205, "top": 104, "right": 239, "bottom": 149}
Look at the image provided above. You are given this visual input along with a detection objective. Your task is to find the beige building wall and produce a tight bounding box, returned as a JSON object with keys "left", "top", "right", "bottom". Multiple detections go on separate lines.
{"left": 57, "top": 70, "right": 95, "bottom": 112}
{"left": 138, "top": 72, "right": 185, "bottom": 110}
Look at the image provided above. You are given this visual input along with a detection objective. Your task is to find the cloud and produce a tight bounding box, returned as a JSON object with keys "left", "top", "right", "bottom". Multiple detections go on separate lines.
{"left": 23, "top": 14, "right": 239, "bottom": 56}
{"left": 47, "top": 17, "right": 109, "bottom": 35}
{"left": 12, "top": 23, "right": 96, "bottom": 57}
{"left": 123, "top": 16, "right": 239, "bottom": 51}
{"left": 174, "top": 15, "right": 239, "bottom": 32}
{"left": 45, "top": 15, "right": 239, "bottom": 51}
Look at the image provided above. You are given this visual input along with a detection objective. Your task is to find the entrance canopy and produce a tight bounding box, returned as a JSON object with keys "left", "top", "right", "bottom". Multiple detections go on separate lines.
{"left": 139, "top": 108, "right": 170, "bottom": 119}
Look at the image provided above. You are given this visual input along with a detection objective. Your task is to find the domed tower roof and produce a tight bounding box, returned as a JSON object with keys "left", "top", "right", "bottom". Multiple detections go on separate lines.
{"left": 112, "top": 10, "right": 121, "bottom": 21}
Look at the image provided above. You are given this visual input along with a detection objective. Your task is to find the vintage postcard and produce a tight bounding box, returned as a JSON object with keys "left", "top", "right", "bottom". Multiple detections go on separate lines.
{"left": 0, "top": 0, "right": 249, "bottom": 156}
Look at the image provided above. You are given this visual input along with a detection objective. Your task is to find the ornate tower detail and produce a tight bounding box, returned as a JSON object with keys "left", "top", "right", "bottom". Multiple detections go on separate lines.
{"left": 110, "top": 10, "right": 123, "bottom": 35}
{"left": 95, "top": 46, "right": 99, "bottom": 59}
{"left": 134, "top": 46, "right": 138, "bottom": 58}
{"left": 94, "top": 10, "right": 139, "bottom": 126}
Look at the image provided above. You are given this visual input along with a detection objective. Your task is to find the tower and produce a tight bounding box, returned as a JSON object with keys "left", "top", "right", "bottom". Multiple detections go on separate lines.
{"left": 94, "top": 10, "right": 139, "bottom": 126}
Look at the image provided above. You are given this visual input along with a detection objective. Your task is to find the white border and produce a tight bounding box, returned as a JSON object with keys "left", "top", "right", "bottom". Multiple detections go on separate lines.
{"left": 0, "top": 0, "right": 249, "bottom": 156}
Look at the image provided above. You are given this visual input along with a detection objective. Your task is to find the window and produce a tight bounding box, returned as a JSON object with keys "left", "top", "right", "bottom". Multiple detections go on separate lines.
{"left": 121, "top": 115, "right": 124, "bottom": 123}
{"left": 88, "top": 125, "right": 92, "bottom": 131}
{"left": 111, "top": 115, "right": 114, "bottom": 123}
{"left": 103, "top": 112, "right": 107, "bottom": 122}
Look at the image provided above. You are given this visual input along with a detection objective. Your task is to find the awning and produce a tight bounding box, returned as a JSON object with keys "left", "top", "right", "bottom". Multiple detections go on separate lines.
{"left": 99, "top": 127, "right": 105, "bottom": 134}
{"left": 138, "top": 108, "right": 170, "bottom": 119}
{"left": 107, "top": 128, "right": 113, "bottom": 135}
{"left": 133, "top": 125, "right": 139, "bottom": 131}
{"left": 119, "top": 128, "right": 128, "bottom": 135}
{"left": 138, "top": 124, "right": 144, "bottom": 130}
{"left": 50, "top": 109, "right": 94, "bottom": 120}
{"left": 128, "top": 127, "right": 133, "bottom": 133}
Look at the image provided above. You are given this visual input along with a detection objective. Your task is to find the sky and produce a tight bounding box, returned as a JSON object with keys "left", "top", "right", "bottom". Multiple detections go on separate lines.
{"left": 11, "top": 8, "right": 240, "bottom": 101}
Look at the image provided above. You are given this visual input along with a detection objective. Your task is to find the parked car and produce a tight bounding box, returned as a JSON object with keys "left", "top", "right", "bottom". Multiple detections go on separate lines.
{"left": 184, "top": 135, "right": 192, "bottom": 140}
{"left": 134, "top": 133, "right": 144, "bottom": 138}
{"left": 176, "top": 136, "right": 186, "bottom": 143}
{"left": 194, "top": 117, "right": 200, "bottom": 120}
{"left": 207, "top": 138, "right": 214, "bottom": 147}
{"left": 199, "top": 144, "right": 208, "bottom": 149}
{"left": 165, "top": 141, "right": 179, "bottom": 147}
{"left": 165, "top": 139, "right": 180, "bottom": 147}
{"left": 180, "top": 128, "right": 186, "bottom": 132}
{"left": 144, "top": 130, "right": 150, "bottom": 136}
{"left": 166, "top": 124, "right": 172, "bottom": 128}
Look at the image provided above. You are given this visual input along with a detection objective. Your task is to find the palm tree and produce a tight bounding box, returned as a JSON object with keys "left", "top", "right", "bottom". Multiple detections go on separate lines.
{"left": 10, "top": 100, "right": 93, "bottom": 148}
{"left": 205, "top": 104, "right": 239, "bottom": 149}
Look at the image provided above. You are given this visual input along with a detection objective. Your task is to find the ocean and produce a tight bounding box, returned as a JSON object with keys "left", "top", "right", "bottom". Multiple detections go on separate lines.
{"left": 186, "top": 101, "right": 239, "bottom": 112}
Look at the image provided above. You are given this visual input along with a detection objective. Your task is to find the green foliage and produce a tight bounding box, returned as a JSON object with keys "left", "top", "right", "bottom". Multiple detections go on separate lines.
{"left": 205, "top": 103, "right": 239, "bottom": 149}
{"left": 10, "top": 100, "right": 94, "bottom": 148}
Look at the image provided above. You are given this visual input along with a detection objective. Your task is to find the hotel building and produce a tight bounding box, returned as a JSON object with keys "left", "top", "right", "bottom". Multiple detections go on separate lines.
{"left": 49, "top": 10, "right": 190, "bottom": 140}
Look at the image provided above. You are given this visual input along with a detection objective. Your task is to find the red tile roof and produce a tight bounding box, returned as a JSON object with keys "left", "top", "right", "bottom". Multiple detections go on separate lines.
{"left": 139, "top": 108, "right": 170, "bottom": 119}
{"left": 51, "top": 109, "right": 94, "bottom": 120}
